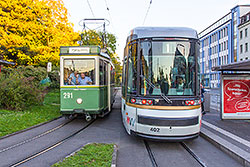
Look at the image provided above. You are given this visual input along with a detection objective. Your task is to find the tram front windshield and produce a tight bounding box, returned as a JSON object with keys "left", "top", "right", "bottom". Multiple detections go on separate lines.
{"left": 139, "top": 40, "right": 198, "bottom": 96}
{"left": 63, "top": 59, "right": 95, "bottom": 85}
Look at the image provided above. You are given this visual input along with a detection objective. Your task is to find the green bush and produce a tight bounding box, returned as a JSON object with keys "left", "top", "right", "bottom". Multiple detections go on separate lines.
{"left": 18, "top": 66, "right": 47, "bottom": 86}
{"left": 0, "top": 66, "right": 47, "bottom": 111}
{"left": 48, "top": 66, "right": 60, "bottom": 89}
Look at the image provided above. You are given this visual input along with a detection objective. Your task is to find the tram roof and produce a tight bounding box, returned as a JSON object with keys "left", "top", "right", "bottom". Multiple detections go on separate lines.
{"left": 59, "top": 46, "right": 110, "bottom": 60}
{"left": 126, "top": 27, "right": 198, "bottom": 43}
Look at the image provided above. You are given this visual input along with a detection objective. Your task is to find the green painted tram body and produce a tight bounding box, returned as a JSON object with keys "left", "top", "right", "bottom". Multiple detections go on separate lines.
{"left": 59, "top": 46, "right": 115, "bottom": 117}
{"left": 60, "top": 87, "right": 108, "bottom": 114}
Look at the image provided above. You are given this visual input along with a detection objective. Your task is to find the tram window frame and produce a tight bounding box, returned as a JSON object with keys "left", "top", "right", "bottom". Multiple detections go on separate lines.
{"left": 196, "top": 42, "right": 201, "bottom": 96}
{"left": 63, "top": 58, "right": 96, "bottom": 86}
{"left": 122, "top": 47, "right": 128, "bottom": 97}
{"left": 127, "top": 42, "right": 138, "bottom": 96}
{"left": 99, "top": 59, "right": 104, "bottom": 85}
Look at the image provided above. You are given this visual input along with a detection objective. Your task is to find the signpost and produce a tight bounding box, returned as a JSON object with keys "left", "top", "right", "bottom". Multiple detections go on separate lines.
{"left": 221, "top": 75, "right": 250, "bottom": 119}
{"left": 47, "top": 62, "right": 52, "bottom": 73}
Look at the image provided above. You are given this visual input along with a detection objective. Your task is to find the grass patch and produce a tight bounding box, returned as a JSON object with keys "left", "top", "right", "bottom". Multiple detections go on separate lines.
{"left": 0, "top": 89, "right": 60, "bottom": 137}
{"left": 52, "top": 143, "right": 114, "bottom": 167}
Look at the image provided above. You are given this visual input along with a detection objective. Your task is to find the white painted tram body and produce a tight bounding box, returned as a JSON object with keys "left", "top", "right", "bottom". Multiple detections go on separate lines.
{"left": 121, "top": 27, "right": 202, "bottom": 141}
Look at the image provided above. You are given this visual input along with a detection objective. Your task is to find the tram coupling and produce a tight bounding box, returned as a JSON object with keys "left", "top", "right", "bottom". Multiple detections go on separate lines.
{"left": 85, "top": 113, "right": 92, "bottom": 121}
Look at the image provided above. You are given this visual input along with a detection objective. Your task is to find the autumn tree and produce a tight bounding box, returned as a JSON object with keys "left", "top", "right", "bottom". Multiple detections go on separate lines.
{"left": 81, "top": 30, "right": 122, "bottom": 86}
{"left": 0, "top": 0, "right": 79, "bottom": 66}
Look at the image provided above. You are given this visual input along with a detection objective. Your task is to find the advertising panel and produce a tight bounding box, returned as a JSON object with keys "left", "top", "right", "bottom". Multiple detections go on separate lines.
{"left": 222, "top": 75, "right": 250, "bottom": 119}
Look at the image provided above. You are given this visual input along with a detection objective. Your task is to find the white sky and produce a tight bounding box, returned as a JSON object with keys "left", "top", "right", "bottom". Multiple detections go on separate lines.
{"left": 63, "top": 0, "right": 249, "bottom": 61}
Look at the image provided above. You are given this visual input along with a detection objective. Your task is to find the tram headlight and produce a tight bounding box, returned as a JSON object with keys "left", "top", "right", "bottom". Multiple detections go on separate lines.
{"left": 76, "top": 98, "right": 83, "bottom": 104}
{"left": 142, "top": 99, "right": 147, "bottom": 105}
{"left": 147, "top": 100, "right": 153, "bottom": 105}
{"left": 185, "top": 100, "right": 201, "bottom": 106}
{"left": 131, "top": 98, "right": 136, "bottom": 103}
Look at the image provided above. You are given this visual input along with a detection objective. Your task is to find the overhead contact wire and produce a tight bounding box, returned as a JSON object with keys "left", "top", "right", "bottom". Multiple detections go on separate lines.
{"left": 104, "top": 0, "right": 117, "bottom": 34}
{"left": 86, "top": 0, "right": 95, "bottom": 17}
{"left": 142, "top": 0, "right": 152, "bottom": 25}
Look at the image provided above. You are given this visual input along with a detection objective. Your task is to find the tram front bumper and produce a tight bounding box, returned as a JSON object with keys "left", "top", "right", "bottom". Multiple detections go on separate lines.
{"left": 131, "top": 130, "right": 199, "bottom": 141}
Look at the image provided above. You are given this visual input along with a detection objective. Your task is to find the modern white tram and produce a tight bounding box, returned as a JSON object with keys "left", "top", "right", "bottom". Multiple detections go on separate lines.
{"left": 121, "top": 27, "right": 202, "bottom": 140}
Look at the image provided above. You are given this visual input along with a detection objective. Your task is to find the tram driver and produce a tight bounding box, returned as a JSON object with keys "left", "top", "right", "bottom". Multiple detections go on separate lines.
{"left": 176, "top": 76, "right": 185, "bottom": 89}
{"left": 77, "top": 72, "right": 92, "bottom": 85}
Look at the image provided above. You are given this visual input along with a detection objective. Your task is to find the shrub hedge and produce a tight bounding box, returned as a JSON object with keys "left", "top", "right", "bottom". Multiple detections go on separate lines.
{"left": 48, "top": 66, "right": 60, "bottom": 89}
{"left": 0, "top": 66, "right": 48, "bottom": 111}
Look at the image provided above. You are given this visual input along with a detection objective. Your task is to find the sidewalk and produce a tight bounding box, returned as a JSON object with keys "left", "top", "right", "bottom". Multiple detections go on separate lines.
{"left": 201, "top": 109, "right": 250, "bottom": 167}
{"left": 203, "top": 109, "right": 250, "bottom": 142}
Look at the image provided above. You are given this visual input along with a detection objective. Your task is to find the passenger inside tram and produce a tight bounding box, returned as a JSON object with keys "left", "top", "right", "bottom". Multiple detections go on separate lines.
{"left": 68, "top": 71, "right": 80, "bottom": 85}
{"left": 76, "top": 72, "right": 92, "bottom": 85}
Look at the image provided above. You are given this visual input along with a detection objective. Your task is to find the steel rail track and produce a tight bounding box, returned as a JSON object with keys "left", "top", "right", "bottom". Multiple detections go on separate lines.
{"left": 0, "top": 118, "right": 75, "bottom": 154}
{"left": 180, "top": 142, "right": 207, "bottom": 167}
{"left": 9, "top": 119, "right": 95, "bottom": 167}
{"left": 144, "top": 140, "right": 158, "bottom": 167}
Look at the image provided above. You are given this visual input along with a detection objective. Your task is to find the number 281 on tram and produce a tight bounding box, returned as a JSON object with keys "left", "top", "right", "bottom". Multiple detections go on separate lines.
{"left": 121, "top": 27, "right": 202, "bottom": 141}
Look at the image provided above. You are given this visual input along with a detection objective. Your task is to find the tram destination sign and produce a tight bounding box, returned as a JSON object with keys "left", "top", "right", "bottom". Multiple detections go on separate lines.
{"left": 69, "top": 47, "right": 90, "bottom": 54}
{"left": 60, "top": 46, "right": 100, "bottom": 54}
{"left": 222, "top": 75, "right": 250, "bottom": 119}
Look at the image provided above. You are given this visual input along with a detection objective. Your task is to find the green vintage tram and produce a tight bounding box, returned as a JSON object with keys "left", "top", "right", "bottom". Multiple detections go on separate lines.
{"left": 60, "top": 45, "right": 115, "bottom": 121}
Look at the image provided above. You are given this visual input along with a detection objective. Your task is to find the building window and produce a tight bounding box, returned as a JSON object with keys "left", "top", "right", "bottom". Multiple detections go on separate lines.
{"left": 240, "top": 31, "right": 243, "bottom": 39}
{"left": 245, "top": 28, "right": 248, "bottom": 37}
{"left": 246, "top": 43, "right": 248, "bottom": 52}
{"left": 240, "top": 45, "right": 243, "bottom": 54}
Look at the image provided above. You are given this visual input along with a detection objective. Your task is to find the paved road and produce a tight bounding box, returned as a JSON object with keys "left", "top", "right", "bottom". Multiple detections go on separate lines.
{"left": 0, "top": 90, "right": 243, "bottom": 167}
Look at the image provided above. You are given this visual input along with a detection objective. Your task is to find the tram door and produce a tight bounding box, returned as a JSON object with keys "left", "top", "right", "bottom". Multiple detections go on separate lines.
{"left": 108, "top": 63, "right": 111, "bottom": 111}
{"left": 100, "top": 59, "right": 109, "bottom": 111}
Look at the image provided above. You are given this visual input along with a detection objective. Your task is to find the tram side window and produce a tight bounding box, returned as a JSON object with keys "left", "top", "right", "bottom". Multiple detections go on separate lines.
{"left": 127, "top": 43, "right": 137, "bottom": 95}
{"left": 111, "top": 66, "right": 115, "bottom": 84}
{"left": 104, "top": 62, "right": 108, "bottom": 85}
{"left": 99, "top": 60, "right": 104, "bottom": 85}
{"left": 63, "top": 59, "right": 95, "bottom": 85}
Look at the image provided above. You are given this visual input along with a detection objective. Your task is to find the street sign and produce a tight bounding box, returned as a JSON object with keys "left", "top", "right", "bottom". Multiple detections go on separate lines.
{"left": 221, "top": 75, "right": 250, "bottom": 119}
{"left": 47, "top": 62, "right": 52, "bottom": 72}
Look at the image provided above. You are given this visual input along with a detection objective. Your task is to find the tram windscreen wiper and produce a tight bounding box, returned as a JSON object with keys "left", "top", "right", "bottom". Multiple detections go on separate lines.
{"left": 160, "top": 93, "right": 172, "bottom": 104}
{"left": 140, "top": 75, "right": 155, "bottom": 89}
{"left": 140, "top": 75, "right": 172, "bottom": 104}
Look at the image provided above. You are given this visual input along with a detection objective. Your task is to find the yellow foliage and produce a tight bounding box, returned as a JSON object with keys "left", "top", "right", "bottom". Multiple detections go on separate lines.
{"left": 0, "top": 0, "right": 80, "bottom": 66}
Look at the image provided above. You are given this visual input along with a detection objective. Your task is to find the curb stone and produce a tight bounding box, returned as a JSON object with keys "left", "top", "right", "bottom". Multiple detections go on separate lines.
{"left": 201, "top": 127, "right": 250, "bottom": 167}
{"left": 111, "top": 144, "right": 118, "bottom": 167}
